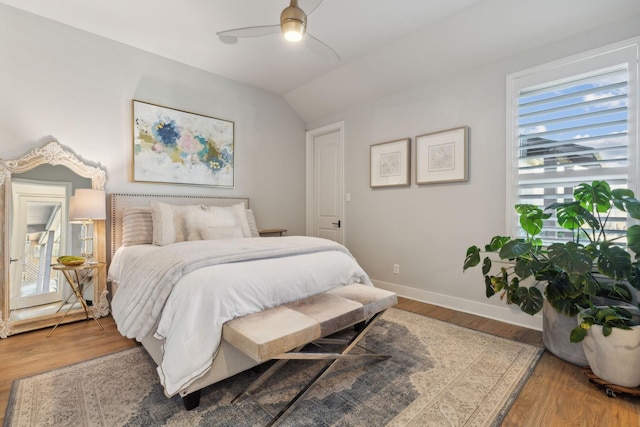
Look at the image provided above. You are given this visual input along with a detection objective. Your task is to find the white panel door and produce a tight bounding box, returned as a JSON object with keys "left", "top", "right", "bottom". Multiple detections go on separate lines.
{"left": 306, "top": 123, "right": 344, "bottom": 244}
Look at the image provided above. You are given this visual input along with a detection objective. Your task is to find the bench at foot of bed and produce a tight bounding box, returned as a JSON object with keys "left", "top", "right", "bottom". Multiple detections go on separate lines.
{"left": 181, "top": 284, "right": 396, "bottom": 421}
{"left": 181, "top": 284, "right": 396, "bottom": 411}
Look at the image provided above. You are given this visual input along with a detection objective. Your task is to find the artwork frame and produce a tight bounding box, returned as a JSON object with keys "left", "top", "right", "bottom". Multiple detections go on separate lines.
{"left": 370, "top": 138, "right": 411, "bottom": 188}
{"left": 416, "top": 126, "right": 468, "bottom": 185}
{"left": 132, "top": 100, "right": 235, "bottom": 188}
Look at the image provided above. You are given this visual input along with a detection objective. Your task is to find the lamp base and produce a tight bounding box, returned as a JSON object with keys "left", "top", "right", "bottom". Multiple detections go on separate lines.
{"left": 81, "top": 253, "right": 98, "bottom": 265}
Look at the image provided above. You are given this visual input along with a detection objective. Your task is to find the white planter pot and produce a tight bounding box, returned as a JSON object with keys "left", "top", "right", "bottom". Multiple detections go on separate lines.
{"left": 581, "top": 310, "right": 640, "bottom": 388}
{"left": 542, "top": 300, "right": 588, "bottom": 366}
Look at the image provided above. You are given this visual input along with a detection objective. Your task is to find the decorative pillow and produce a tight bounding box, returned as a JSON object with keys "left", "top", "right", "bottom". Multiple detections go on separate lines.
{"left": 225, "top": 203, "right": 252, "bottom": 237}
{"left": 183, "top": 203, "right": 252, "bottom": 241}
{"left": 245, "top": 209, "right": 260, "bottom": 238}
{"left": 200, "top": 226, "right": 244, "bottom": 240}
{"left": 121, "top": 207, "right": 153, "bottom": 246}
{"left": 150, "top": 201, "right": 206, "bottom": 246}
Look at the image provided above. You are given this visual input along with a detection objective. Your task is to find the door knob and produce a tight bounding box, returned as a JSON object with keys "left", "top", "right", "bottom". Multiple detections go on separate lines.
{"left": 332, "top": 220, "right": 341, "bottom": 228}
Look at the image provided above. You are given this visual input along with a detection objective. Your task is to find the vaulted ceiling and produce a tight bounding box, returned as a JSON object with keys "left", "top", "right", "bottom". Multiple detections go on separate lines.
{"left": 2, "top": 0, "right": 640, "bottom": 122}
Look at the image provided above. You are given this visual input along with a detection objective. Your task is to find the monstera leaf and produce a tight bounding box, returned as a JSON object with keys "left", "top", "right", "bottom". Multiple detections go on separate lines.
{"left": 546, "top": 289, "right": 588, "bottom": 317}
{"left": 499, "top": 239, "right": 533, "bottom": 259}
{"left": 513, "top": 286, "right": 544, "bottom": 315}
{"left": 627, "top": 224, "right": 640, "bottom": 255}
{"left": 597, "top": 242, "right": 632, "bottom": 280}
{"left": 516, "top": 204, "right": 550, "bottom": 237}
{"left": 547, "top": 242, "right": 593, "bottom": 275}
{"left": 485, "top": 235, "right": 511, "bottom": 252}
{"left": 547, "top": 201, "right": 595, "bottom": 230}
{"left": 574, "top": 181, "right": 612, "bottom": 213}
{"left": 544, "top": 271, "right": 582, "bottom": 299}
{"left": 514, "top": 258, "right": 545, "bottom": 280}
{"left": 464, "top": 245, "right": 481, "bottom": 271}
{"left": 484, "top": 275, "right": 496, "bottom": 298}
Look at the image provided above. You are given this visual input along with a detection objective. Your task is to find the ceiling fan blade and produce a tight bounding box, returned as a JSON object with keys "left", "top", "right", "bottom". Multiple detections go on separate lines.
{"left": 299, "top": 0, "right": 323, "bottom": 15}
{"left": 217, "top": 25, "right": 280, "bottom": 44}
{"left": 304, "top": 33, "right": 340, "bottom": 63}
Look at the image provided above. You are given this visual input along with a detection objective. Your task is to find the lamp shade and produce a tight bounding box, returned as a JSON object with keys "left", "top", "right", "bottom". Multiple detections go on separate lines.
{"left": 71, "top": 189, "right": 106, "bottom": 220}
{"left": 68, "top": 195, "right": 81, "bottom": 223}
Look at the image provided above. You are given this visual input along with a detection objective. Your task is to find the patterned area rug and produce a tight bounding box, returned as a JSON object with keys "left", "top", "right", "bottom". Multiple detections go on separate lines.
{"left": 5, "top": 308, "right": 543, "bottom": 427}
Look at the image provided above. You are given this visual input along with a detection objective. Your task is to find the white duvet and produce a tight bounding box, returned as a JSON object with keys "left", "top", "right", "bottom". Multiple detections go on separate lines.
{"left": 109, "top": 236, "right": 371, "bottom": 396}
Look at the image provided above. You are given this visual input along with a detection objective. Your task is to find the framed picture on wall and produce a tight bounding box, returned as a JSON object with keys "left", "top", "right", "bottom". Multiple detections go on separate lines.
{"left": 370, "top": 138, "right": 411, "bottom": 188}
{"left": 416, "top": 126, "right": 468, "bottom": 184}
{"left": 132, "top": 100, "right": 235, "bottom": 187}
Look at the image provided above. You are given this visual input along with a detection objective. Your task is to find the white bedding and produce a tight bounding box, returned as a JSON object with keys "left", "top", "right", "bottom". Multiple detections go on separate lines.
{"left": 109, "top": 236, "right": 372, "bottom": 396}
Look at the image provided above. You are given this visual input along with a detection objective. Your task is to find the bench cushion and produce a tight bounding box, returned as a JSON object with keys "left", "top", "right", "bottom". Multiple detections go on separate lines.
{"left": 327, "top": 285, "right": 398, "bottom": 319}
{"left": 223, "top": 284, "right": 396, "bottom": 362}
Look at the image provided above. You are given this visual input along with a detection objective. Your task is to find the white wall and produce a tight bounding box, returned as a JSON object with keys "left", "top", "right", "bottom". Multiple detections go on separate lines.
{"left": 307, "top": 13, "right": 640, "bottom": 330}
{"left": 0, "top": 4, "right": 307, "bottom": 234}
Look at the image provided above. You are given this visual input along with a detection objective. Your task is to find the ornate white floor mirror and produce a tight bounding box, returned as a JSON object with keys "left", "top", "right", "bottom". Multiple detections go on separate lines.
{"left": 0, "top": 138, "right": 108, "bottom": 337}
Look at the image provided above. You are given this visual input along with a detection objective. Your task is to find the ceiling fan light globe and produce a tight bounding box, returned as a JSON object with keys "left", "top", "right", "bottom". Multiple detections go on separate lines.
{"left": 283, "top": 25, "right": 304, "bottom": 42}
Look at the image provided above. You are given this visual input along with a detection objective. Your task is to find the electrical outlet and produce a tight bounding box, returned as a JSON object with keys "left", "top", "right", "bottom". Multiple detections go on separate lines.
{"left": 393, "top": 264, "right": 400, "bottom": 274}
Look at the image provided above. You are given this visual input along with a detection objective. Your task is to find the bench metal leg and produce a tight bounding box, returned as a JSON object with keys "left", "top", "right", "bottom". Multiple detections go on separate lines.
{"left": 233, "top": 309, "right": 390, "bottom": 426}
{"left": 231, "top": 351, "right": 300, "bottom": 405}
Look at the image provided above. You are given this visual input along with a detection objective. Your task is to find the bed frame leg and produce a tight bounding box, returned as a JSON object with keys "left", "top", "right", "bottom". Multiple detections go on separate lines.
{"left": 183, "top": 390, "right": 201, "bottom": 410}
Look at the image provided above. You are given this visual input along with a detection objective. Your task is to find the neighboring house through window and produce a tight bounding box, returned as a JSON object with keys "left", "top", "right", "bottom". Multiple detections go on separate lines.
{"left": 506, "top": 39, "right": 639, "bottom": 243}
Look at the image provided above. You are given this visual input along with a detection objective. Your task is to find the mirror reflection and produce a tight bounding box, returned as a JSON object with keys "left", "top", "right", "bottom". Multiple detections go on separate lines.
{"left": 11, "top": 181, "right": 65, "bottom": 309}
{"left": 17, "top": 201, "right": 62, "bottom": 299}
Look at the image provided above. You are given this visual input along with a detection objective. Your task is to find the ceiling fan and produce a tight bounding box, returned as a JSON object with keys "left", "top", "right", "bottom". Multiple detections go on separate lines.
{"left": 216, "top": 0, "right": 341, "bottom": 63}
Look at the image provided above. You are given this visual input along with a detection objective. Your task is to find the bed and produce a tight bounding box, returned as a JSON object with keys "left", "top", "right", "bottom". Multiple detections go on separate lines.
{"left": 107, "top": 193, "right": 374, "bottom": 407}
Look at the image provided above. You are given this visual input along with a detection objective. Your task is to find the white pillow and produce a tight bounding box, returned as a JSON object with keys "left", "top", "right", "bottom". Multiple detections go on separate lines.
{"left": 200, "top": 226, "right": 244, "bottom": 240}
{"left": 150, "top": 201, "right": 206, "bottom": 246}
{"left": 183, "top": 203, "right": 252, "bottom": 241}
{"left": 246, "top": 209, "right": 260, "bottom": 238}
{"left": 228, "top": 203, "right": 252, "bottom": 237}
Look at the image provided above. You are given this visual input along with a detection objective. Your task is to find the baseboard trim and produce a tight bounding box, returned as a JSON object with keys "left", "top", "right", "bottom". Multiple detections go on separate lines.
{"left": 373, "top": 280, "right": 542, "bottom": 331}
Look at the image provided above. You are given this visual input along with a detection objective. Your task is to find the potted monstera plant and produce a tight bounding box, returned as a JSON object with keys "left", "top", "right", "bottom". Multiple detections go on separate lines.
{"left": 463, "top": 181, "right": 640, "bottom": 365}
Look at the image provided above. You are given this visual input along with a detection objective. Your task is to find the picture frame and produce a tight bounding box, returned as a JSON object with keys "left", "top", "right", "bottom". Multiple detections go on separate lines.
{"left": 416, "top": 126, "right": 468, "bottom": 184}
{"left": 132, "top": 100, "right": 235, "bottom": 187}
{"left": 370, "top": 138, "right": 411, "bottom": 188}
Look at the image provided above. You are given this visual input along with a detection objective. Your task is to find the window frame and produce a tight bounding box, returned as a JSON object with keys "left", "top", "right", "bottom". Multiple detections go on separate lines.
{"left": 506, "top": 38, "right": 639, "bottom": 238}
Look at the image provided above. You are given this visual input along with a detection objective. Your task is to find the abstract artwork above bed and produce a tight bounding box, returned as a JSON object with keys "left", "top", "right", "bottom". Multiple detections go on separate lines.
{"left": 132, "top": 100, "right": 234, "bottom": 187}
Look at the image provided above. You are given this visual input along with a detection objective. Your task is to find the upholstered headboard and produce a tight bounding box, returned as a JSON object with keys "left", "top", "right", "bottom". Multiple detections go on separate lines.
{"left": 108, "top": 193, "right": 250, "bottom": 261}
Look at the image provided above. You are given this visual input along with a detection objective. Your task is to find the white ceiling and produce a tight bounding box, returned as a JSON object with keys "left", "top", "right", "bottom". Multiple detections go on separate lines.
{"left": 2, "top": 0, "right": 640, "bottom": 122}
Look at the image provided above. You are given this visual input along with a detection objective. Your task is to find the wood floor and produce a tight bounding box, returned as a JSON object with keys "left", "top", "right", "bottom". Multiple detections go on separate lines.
{"left": 1, "top": 298, "right": 638, "bottom": 426}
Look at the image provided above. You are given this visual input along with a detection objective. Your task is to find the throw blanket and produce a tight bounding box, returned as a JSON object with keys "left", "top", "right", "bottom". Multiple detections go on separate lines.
{"left": 112, "top": 236, "right": 359, "bottom": 340}
{"left": 110, "top": 236, "right": 371, "bottom": 395}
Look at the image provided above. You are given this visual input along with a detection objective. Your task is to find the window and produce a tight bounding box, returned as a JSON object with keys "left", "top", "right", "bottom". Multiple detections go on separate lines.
{"left": 506, "top": 40, "right": 639, "bottom": 242}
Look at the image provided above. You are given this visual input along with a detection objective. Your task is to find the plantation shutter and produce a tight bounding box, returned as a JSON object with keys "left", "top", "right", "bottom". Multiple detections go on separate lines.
{"left": 507, "top": 42, "right": 638, "bottom": 243}
{"left": 517, "top": 66, "right": 629, "bottom": 242}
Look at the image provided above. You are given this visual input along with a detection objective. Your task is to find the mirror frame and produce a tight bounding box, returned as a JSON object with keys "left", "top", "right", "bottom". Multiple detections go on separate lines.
{"left": 0, "top": 139, "right": 107, "bottom": 337}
